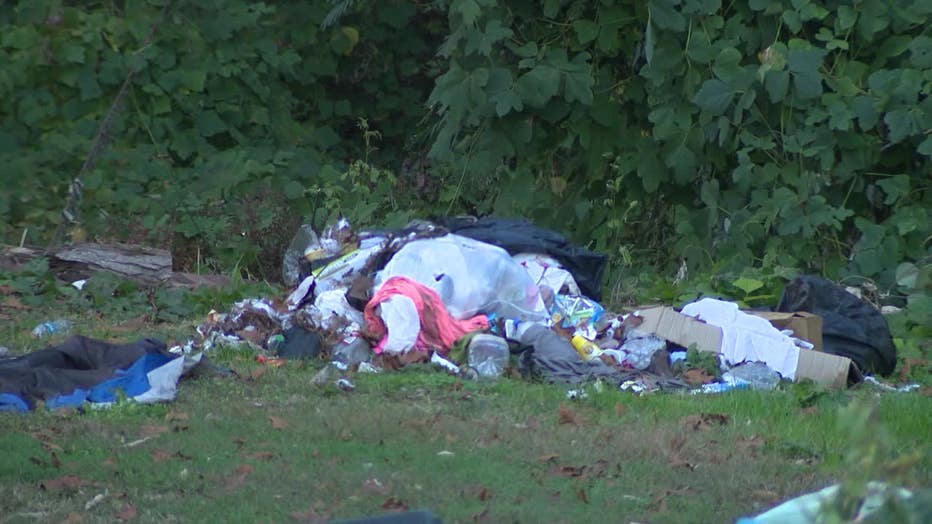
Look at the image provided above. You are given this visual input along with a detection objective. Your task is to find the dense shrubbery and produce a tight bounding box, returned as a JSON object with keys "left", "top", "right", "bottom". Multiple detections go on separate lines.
{"left": 0, "top": 0, "right": 929, "bottom": 307}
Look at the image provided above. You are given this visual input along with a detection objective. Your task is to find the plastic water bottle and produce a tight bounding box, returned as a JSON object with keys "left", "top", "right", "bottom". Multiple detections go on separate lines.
{"left": 32, "top": 320, "right": 72, "bottom": 338}
{"left": 467, "top": 334, "right": 509, "bottom": 378}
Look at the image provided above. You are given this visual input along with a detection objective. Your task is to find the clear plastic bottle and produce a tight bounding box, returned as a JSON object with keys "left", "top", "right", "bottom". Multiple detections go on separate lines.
{"left": 32, "top": 320, "right": 72, "bottom": 338}
{"left": 725, "top": 361, "right": 782, "bottom": 390}
{"left": 281, "top": 223, "right": 319, "bottom": 286}
{"left": 467, "top": 334, "right": 509, "bottom": 378}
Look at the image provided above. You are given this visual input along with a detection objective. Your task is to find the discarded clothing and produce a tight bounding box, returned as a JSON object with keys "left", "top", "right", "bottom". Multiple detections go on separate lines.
{"left": 777, "top": 275, "right": 896, "bottom": 375}
{"left": 364, "top": 276, "right": 489, "bottom": 355}
{"left": 442, "top": 216, "right": 607, "bottom": 301}
{"left": 375, "top": 234, "right": 548, "bottom": 321}
{"left": 517, "top": 324, "right": 622, "bottom": 383}
{"left": 681, "top": 298, "right": 800, "bottom": 380}
{"left": 0, "top": 336, "right": 186, "bottom": 412}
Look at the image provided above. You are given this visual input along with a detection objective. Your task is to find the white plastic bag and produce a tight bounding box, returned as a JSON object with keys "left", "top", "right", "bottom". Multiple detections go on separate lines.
{"left": 375, "top": 234, "right": 548, "bottom": 321}
{"left": 379, "top": 295, "right": 420, "bottom": 354}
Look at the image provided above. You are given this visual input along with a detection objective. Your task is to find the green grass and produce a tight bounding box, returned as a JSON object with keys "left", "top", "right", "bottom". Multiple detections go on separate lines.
{"left": 1, "top": 300, "right": 930, "bottom": 523}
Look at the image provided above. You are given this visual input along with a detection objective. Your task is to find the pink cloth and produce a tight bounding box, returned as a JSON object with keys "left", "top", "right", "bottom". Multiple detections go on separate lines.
{"left": 364, "top": 276, "right": 489, "bottom": 355}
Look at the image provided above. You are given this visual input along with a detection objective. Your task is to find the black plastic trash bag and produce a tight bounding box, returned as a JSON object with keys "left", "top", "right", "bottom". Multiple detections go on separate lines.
{"left": 442, "top": 216, "right": 608, "bottom": 301}
{"left": 777, "top": 275, "right": 896, "bottom": 376}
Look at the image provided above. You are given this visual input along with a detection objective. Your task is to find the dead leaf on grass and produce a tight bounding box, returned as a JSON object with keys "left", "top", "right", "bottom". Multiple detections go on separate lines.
{"left": 648, "top": 487, "right": 691, "bottom": 513}
{"left": 250, "top": 367, "right": 268, "bottom": 380}
{"left": 224, "top": 464, "right": 253, "bottom": 489}
{"left": 151, "top": 450, "right": 172, "bottom": 462}
{"left": 61, "top": 512, "right": 85, "bottom": 523}
{"left": 557, "top": 404, "right": 583, "bottom": 426}
{"left": 537, "top": 453, "right": 559, "bottom": 463}
{"left": 232, "top": 436, "right": 247, "bottom": 448}
{"left": 2, "top": 296, "right": 30, "bottom": 310}
{"left": 380, "top": 497, "right": 408, "bottom": 512}
{"left": 680, "top": 412, "right": 731, "bottom": 431}
{"left": 614, "top": 404, "right": 627, "bottom": 416}
{"left": 165, "top": 411, "right": 189, "bottom": 422}
{"left": 576, "top": 488, "right": 589, "bottom": 504}
{"left": 339, "top": 429, "right": 353, "bottom": 441}
{"left": 736, "top": 435, "right": 764, "bottom": 457}
{"left": 115, "top": 504, "right": 137, "bottom": 521}
{"left": 40, "top": 475, "right": 87, "bottom": 491}
{"left": 269, "top": 416, "right": 289, "bottom": 430}
{"left": 682, "top": 368, "right": 716, "bottom": 386}
{"left": 138, "top": 424, "right": 169, "bottom": 439}
{"left": 246, "top": 451, "right": 276, "bottom": 461}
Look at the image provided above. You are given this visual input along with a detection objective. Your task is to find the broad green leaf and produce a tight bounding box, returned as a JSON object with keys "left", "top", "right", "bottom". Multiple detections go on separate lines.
{"left": 733, "top": 277, "right": 764, "bottom": 294}
{"left": 909, "top": 36, "right": 932, "bottom": 68}
{"left": 453, "top": 0, "right": 481, "bottom": 26}
{"left": 564, "top": 68, "right": 593, "bottom": 105}
{"left": 283, "top": 180, "right": 304, "bottom": 200}
{"left": 693, "top": 79, "right": 736, "bottom": 115}
{"left": 762, "top": 69, "right": 788, "bottom": 102}
{"left": 516, "top": 65, "right": 560, "bottom": 108}
{"left": 650, "top": 0, "right": 687, "bottom": 32}
{"left": 876, "top": 175, "right": 910, "bottom": 205}
{"left": 478, "top": 20, "right": 513, "bottom": 56}
{"left": 853, "top": 96, "right": 879, "bottom": 130}
{"left": 884, "top": 108, "right": 923, "bottom": 143}
{"left": 543, "top": 0, "right": 561, "bottom": 18}
{"left": 196, "top": 111, "right": 227, "bottom": 137}
{"left": 919, "top": 136, "right": 932, "bottom": 157}
{"left": 895, "top": 262, "right": 918, "bottom": 289}
{"left": 573, "top": 20, "right": 600, "bottom": 45}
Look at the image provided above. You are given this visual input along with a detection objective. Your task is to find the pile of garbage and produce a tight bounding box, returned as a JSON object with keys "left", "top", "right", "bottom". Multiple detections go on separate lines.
{"left": 192, "top": 216, "right": 901, "bottom": 394}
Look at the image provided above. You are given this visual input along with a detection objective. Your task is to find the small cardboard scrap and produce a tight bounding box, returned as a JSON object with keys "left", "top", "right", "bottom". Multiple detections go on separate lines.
{"left": 746, "top": 311, "right": 823, "bottom": 351}
{"left": 635, "top": 306, "right": 852, "bottom": 387}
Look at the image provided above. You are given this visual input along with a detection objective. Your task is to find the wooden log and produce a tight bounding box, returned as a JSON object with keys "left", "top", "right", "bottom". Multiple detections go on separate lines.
{"left": 51, "top": 243, "right": 172, "bottom": 285}
{"left": 1, "top": 243, "right": 172, "bottom": 285}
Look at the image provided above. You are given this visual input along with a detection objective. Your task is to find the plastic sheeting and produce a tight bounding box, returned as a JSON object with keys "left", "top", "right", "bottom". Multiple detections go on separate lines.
{"left": 443, "top": 216, "right": 607, "bottom": 301}
{"left": 375, "top": 234, "right": 548, "bottom": 321}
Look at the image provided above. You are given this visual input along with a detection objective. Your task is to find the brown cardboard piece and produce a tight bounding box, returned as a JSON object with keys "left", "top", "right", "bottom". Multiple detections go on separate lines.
{"left": 745, "top": 311, "right": 823, "bottom": 351}
{"left": 635, "top": 306, "right": 851, "bottom": 387}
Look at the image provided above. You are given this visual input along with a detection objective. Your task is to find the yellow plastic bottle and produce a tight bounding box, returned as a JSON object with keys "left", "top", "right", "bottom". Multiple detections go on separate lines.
{"left": 571, "top": 335, "right": 601, "bottom": 361}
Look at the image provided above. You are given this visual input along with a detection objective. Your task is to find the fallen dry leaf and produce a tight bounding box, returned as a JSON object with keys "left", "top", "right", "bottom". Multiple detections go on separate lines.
{"left": 224, "top": 464, "right": 254, "bottom": 489}
{"left": 250, "top": 367, "right": 268, "bottom": 380}
{"left": 477, "top": 485, "right": 492, "bottom": 501}
{"left": 269, "top": 416, "right": 289, "bottom": 430}
{"left": 246, "top": 451, "right": 276, "bottom": 461}
{"left": 165, "top": 411, "right": 189, "bottom": 422}
{"left": 557, "top": 404, "right": 583, "bottom": 426}
{"left": 682, "top": 368, "right": 716, "bottom": 386}
{"left": 472, "top": 507, "right": 490, "bottom": 522}
{"left": 40, "top": 475, "right": 86, "bottom": 491}
{"left": 576, "top": 488, "right": 589, "bottom": 504}
{"left": 2, "top": 296, "right": 30, "bottom": 310}
{"left": 614, "top": 404, "right": 627, "bottom": 416}
{"left": 51, "top": 452, "right": 62, "bottom": 469}
{"left": 680, "top": 412, "right": 731, "bottom": 431}
{"left": 537, "top": 453, "right": 559, "bottom": 463}
{"left": 339, "top": 429, "right": 353, "bottom": 441}
{"left": 380, "top": 497, "right": 408, "bottom": 512}
{"left": 61, "top": 512, "right": 84, "bottom": 523}
{"left": 115, "top": 504, "right": 137, "bottom": 520}
{"left": 151, "top": 450, "right": 172, "bottom": 462}
{"left": 138, "top": 424, "right": 169, "bottom": 439}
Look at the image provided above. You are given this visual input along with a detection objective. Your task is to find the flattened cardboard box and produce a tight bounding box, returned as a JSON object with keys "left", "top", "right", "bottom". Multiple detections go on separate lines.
{"left": 745, "top": 311, "right": 823, "bottom": 351}
{"left": 635, "top": 307, "right": 851, "bottom": 387}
